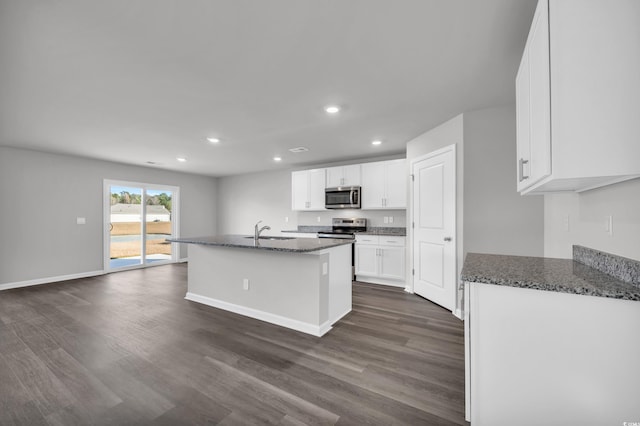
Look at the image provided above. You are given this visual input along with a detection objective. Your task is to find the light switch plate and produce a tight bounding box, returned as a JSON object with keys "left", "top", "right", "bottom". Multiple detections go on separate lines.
{"left": 76, "top": 217, "right": 86, "bottom": 225}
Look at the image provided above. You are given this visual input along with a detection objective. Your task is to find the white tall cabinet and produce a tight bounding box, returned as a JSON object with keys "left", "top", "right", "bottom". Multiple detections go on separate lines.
{"left": 361, "top": 159, "right": 406, "bottom": 209}
{"left": 516, "top": 0, "right": 640, "bottom": 194}
{"left": 291, "top": 169, "right": 326, "bottom": 211}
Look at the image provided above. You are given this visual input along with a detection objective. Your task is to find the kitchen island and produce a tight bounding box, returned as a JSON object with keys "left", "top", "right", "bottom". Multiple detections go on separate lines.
{"left": 168, "top": 235, "right": 353, "bottom": 336}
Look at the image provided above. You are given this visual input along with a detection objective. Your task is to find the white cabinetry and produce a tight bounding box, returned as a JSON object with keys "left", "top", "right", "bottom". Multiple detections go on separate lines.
{"left": 291, "top": 169, "right": 326, "bottom": 211}
{"left": 326, "top": 164, "right": 361, "bottom": 188}
{"left": 361, "top": 159, "right": 406, "bottom": 209}
{"left": 355, "top": 235, "right": 405, "bottom": 287}
{"left": 516, "top": 0, "right": 640, "bottom": 194}
{"left": 465, "top": 282, "right": 640, "bottom": 424}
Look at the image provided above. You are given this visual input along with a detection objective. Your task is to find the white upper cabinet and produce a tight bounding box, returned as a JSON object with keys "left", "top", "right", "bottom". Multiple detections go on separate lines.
{"left": 326, "top": 164, "right": 361, "bottom": 188}
{"left": 291, "top": 169, "right": 326, "bottom": 211}
{"left": 361, "top": 159, "right": 407, "bottom": 209}
{"left": 516, "top": 0, "right": 640, "bottom": 194}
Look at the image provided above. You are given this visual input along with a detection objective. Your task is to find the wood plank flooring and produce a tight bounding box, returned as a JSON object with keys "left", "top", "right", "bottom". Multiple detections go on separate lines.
{"left": 0, "top": 264, "right": 468, "bottom": 425}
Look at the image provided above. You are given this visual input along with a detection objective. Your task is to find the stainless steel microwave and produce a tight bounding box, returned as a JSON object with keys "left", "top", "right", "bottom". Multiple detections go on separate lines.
{"left": 325, "top": 186, "right": 361, "bottom": 209}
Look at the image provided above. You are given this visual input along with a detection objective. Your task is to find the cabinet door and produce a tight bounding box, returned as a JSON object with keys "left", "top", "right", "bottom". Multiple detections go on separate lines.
{"left": 516, "top": 49, "right": 532, "bottom": 192}
{"left": 325, "top": 166, "right": 343, "bottom": 188}
{"left": 527, "top": 0, "right": 551, "bottom": 187}
{"left": 342, "top": 164, "right": 361, "bottom": 186}
{"left": 291, "top": 171, "right": 309, "bottom": 210}
{"left": 379, "top": 246, "right": 405, "bottom": 280}
{"left": 383, "top": 159, "right": 407, "bottom": 209}
{"left": 307, "top": 169, "right": 326, "bottom": 210}
{"left": 361, "top": 162, "right": 386, "bottom": 209}
{"left": 355, "top": 245, "right": 378, "bottom": 276}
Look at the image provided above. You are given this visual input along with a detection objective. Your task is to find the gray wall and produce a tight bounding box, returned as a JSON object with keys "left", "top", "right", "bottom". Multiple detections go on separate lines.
{"left": 544, "top": 178, "right": 640, "bottom": 261}
{"left": 463, "top": 105, "right": 544, "bottom": 256}
{"left": 0, "top": 147, "right": 217, "bottom": 284}
{"left": 216, "top": 158, "right": 407, "bottom": 235}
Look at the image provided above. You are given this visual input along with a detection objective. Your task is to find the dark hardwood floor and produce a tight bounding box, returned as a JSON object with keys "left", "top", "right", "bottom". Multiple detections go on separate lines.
{"left": 0, "top": 264, "right": 468, "bottom": 425}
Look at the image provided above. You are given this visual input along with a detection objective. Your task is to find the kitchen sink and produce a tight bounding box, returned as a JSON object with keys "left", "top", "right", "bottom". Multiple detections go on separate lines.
{"left": 243, "top": 236, "right": 295, "bottom": 241}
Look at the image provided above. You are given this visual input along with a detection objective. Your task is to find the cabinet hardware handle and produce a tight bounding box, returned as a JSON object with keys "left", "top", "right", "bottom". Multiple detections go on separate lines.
{"left": 519, "top": 158, "right": 529, "bottom": 182}
{"left": 444, "top": 237, "right": 452, "bottom": 242}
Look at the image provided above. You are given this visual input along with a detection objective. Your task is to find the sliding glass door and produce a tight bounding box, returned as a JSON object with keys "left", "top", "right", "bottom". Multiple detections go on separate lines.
{"left": 104, "top": 180, "right": 179, "bottom": 271}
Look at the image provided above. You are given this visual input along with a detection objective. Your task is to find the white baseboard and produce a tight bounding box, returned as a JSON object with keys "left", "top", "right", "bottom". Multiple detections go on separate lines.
{"left": 355, "top": 276, "right": 406, "bottom": 287}
{"left": 0, "top": 270, "right": 105, "bottom": 291}
{"left": 185, "top": 292, "right": 333, "bottom": 337}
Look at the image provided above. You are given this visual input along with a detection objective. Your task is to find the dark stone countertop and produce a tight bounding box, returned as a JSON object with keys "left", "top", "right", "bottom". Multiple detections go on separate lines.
{"left": 282, "top": 227, "right": 407, "bottom": 237}
{"left": 281, "top": 227, "right": 330, "bottom": 234}
{"left": 358, "top": 227, "right": 406, "bottom": 236}
{"left": 462, "top": 253, "right": 640, "bottom": 301}
{"left": 167, "top": 235, "right": 353, "bottom": 253}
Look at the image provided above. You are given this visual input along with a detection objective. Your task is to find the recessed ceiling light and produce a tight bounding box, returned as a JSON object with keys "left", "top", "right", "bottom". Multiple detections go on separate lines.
{"left": 288, "top": 147, "right": 309, "bottom": 153}
{"left": 207, "top": 137, "right": 220, "bottom": 143}
{"left": 273, "top": 156, "right": 282, "bottom": 162}
{"left": 324, "top": 105, "right": 340, "bottom": 114}
{"left": 176, "top": 157, "right": 187, "bottom": 162}
{"left": 371, "top": 140, "right": 382, "bottom": 146}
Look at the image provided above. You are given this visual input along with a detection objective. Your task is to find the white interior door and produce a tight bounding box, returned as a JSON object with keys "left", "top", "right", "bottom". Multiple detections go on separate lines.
{"left": 412, "top": 145, "right": 456, "bottom": 311}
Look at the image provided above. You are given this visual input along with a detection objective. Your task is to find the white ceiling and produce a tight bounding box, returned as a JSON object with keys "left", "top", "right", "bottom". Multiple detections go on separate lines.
{"left": 0, "top": 0, "right": 536, "bottom": 177}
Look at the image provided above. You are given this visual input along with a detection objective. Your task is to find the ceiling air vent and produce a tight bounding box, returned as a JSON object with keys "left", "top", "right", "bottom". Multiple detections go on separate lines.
{"left": 288, "top": 147, "right": 309, "bottom": 153}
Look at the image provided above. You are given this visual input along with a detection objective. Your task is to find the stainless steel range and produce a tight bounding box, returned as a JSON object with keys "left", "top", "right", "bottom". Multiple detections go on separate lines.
{"left": 317, "top": 218, "right": 367, "bottom": 239}
{"left": 317, "top": 218, "right": 367, "bottom": 280}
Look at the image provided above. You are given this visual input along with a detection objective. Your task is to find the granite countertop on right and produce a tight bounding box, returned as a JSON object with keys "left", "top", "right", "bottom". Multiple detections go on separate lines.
{"left": 462, "top": 246, "right": 640, "bottom": 301}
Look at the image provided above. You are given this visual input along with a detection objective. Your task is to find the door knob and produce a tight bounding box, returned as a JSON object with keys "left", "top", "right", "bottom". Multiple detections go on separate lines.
{"left": 444, "top": 237, "right": 452, "bottom": 242}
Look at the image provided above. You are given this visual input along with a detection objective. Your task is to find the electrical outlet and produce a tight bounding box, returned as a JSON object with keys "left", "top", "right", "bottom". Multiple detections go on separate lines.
{"left": 383, "top": 216, "right": 389, "bottom": 224}
{"left": 76, "top": 217, "right": 86, "bottom": 225}
{"left": 243, "top": 278, "right": 250, "bottom": 290}
{"left": 322, "top": 262, "right": 328, "bottom": 275}
{"left": 317, "top": 216, "right": 321, "bottom": 223}
{"left": 284, "top": 216, "right": 289, "bottom": 223}
{"left": 389, "top": 216, "right": 394, "bottom": 224}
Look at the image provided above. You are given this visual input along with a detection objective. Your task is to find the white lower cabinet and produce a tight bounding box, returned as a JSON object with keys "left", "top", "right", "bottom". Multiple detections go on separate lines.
{"left": 355, "top": 235, "right": 405, "bottom": 287}
{"left": 465, "top": 282, "right": 640, "bottom": 425}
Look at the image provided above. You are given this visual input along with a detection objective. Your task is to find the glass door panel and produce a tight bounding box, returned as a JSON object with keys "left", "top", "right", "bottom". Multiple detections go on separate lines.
{"left": 145, "top": 189, "right": 173, "bottom": 263}
{"left": 109, "top": 185, "right": 143, "bottom": 268}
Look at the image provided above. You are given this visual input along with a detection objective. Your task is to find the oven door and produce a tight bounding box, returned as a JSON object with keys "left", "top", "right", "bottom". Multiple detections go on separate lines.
{"left": 325, "top": 187, "right": 360, "bottom": 209}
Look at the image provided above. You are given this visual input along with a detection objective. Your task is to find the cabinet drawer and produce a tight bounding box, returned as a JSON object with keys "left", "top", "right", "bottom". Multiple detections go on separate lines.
{"left": 355, "top": 235, "right": 379, "bottom": 245}
{"left": 379, "top": 236, "right": 405, "bottom": 246}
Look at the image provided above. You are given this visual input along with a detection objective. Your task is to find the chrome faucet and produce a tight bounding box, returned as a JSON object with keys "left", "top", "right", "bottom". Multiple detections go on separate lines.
{"left": 254, "top": 220, "right": 271, "bottom": 240}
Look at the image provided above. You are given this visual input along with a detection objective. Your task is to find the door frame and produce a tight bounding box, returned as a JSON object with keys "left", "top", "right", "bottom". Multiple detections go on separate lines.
{"left": 103, "top": 179, "right": 180, "bottom": 272}
{"left": 408, "top": 144, "right": 460, "bottom": 317}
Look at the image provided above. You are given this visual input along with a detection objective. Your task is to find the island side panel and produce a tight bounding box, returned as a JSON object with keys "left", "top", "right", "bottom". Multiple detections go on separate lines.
{"left": 185, "top": 244, "right": 328, "bottom": 335}
{"left": 327, "top": 244, "right": 352, "bottom": 324}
